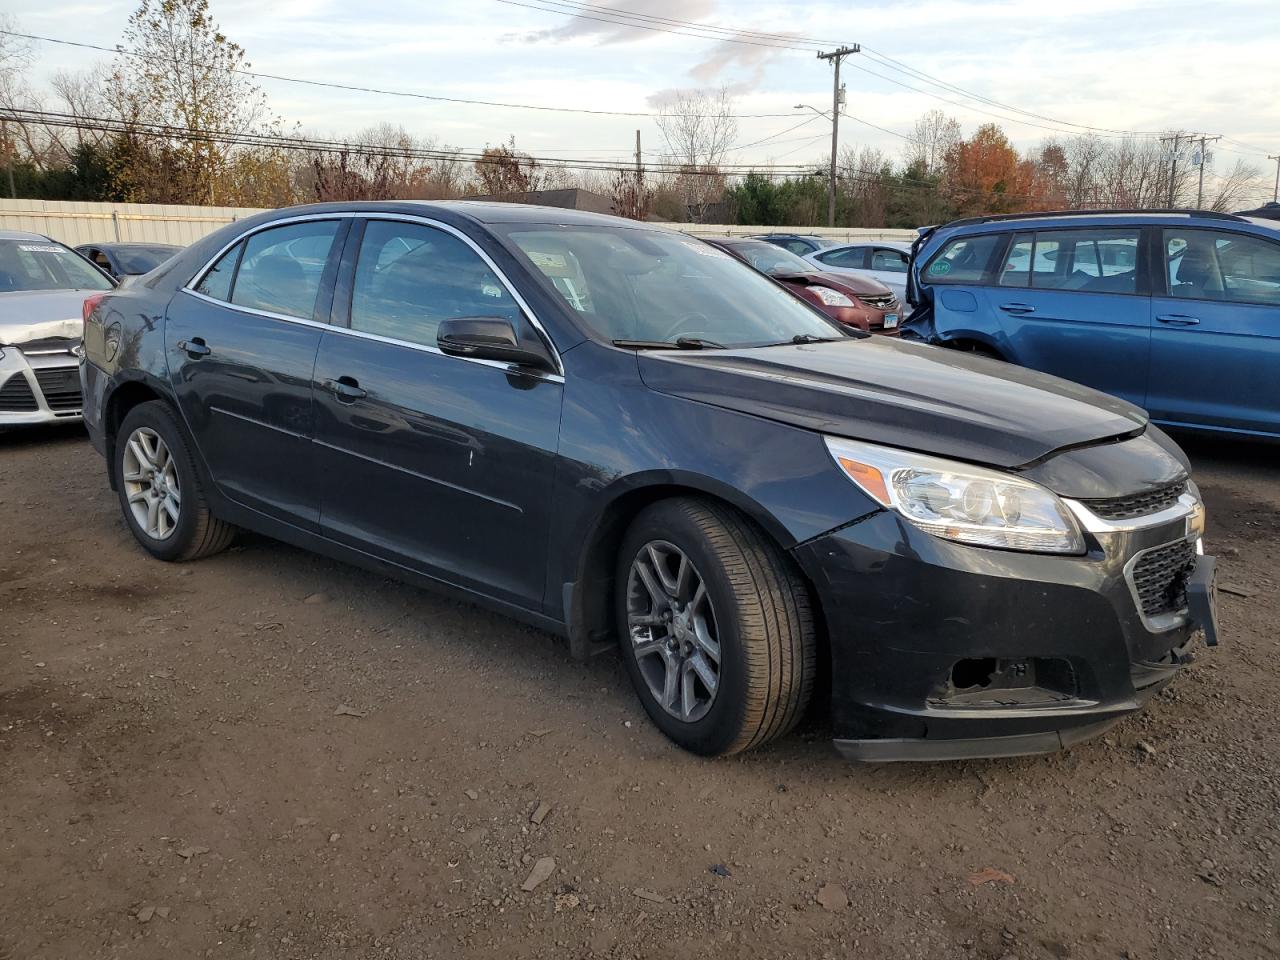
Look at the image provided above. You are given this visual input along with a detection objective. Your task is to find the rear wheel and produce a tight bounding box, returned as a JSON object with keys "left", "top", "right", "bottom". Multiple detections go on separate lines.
{"left": 616, "top": 498, "right": 816, "bottom": 756}
{"left": 114, "top": 401, "right": 235, "bottom": 562}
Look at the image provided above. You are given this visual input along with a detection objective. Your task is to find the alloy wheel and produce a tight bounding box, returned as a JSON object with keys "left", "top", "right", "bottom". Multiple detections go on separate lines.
{"left": 121, "top": 426, "right": 181, "bottom": 541}
{"left": 626, "top": 540, "right": 722, "bottom": 723}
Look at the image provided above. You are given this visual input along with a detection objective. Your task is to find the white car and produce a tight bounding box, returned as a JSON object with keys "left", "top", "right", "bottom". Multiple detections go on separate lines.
{"left": 804, "top": 241, "right": 912, "bottom": 306}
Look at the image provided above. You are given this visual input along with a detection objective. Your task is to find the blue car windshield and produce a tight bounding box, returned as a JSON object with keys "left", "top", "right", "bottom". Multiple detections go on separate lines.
{"left": 500, "top": 225, "right": 843, "bottom": 347}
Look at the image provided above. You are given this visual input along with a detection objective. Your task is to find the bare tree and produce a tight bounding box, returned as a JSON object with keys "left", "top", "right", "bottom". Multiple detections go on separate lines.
{"left": 905, "top": 109, "right": 961, "bottom": 176}
{"left": 473, "top": 137, "right": 540, "bottom": 196}
{"left": 654, "top": 86, "right": 738, "bottom": 222}
{"left": 1206, "top": 158, "right": 1262, "bottom": 212}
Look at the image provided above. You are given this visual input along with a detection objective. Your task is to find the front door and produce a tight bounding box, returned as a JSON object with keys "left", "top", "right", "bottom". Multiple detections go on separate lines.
{"left": 166, "top": 218, "right": 347, "bottom": 531}
{"left": 1147, "top": 227, "right": 1280, "bottom": 435}
{"left": 312, "top": 218, "right": 563, "bottom": 610}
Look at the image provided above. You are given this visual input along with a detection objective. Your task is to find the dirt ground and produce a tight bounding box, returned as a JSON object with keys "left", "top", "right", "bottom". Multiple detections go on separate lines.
{"left": 1, "top": 424, "right": 1277, "bottom": 960}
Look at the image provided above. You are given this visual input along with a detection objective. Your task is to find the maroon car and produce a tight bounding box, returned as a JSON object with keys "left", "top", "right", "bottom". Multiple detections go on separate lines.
{"left": 703, "top": 238, "right": 901, "bottom": 334}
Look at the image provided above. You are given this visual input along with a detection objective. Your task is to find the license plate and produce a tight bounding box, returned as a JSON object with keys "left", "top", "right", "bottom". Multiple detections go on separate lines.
{"left": 1186, "top": 554, "right": 1220, "bottom": 647}
{"left": 883, "top": 313, "right": 899, "bottom": 329}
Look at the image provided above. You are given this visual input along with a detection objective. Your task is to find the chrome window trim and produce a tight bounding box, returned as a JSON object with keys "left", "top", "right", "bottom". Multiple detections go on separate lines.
{"left": 181, "top": 210, "right": 564, "bottom": 380}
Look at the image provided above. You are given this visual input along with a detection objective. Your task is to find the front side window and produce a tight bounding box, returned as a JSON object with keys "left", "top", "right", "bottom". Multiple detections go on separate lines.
{"left": 923, "top": 233, "right": 1005, "bottom": 285}
{"left": 502, "top": 225, "right": 842, "bottom": 348}
{"left": 230, "top": 220, "right": 340, "bottom": 320}
{"left": 350, "top": 221, "right": 521, "bottom": 348}
{"left": 871, "top": 248, "right": 909, "bottom": 272}
{"left": 1166, "top": 230, "right": 1280, "bottom": 306}
{"left": 0, "top": 238, "right": 112, "bottom": 292}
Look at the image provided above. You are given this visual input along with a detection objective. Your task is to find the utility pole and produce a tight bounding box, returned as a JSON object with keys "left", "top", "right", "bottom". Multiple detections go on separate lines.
{"left": 1193, "top": 135, "right": 1221, "bottom": 209}
{"left": 634, "top": 130, "right": 642, "bottom": 177}
{"left": 816, "top": 45, "right": 859, "bottom": 227}
{"left": 1269, "top": 154, "right": 1280, "bottom": 202}
{"left": 1159, "top": 133, "right": 1184, "bottom": 207}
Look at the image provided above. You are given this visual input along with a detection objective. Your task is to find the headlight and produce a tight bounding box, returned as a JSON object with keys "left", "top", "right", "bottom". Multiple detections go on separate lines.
{"left": 809, "top": 286, "right": 855, "bottom": 307}
{"left": 825, "top": 436, "right": 1085, "bottom": 554}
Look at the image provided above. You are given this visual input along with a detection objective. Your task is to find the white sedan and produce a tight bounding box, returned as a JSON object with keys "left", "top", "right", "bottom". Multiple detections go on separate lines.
{"left": 804, "top": 241, "right": 912, "bottom": 307}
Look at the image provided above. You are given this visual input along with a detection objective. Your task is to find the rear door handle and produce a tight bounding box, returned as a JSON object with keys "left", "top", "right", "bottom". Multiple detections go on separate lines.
{"left": 326, "top": 376, "right": 367, "bottom": 402}
{"left": 998, "top": 302, "right": 1035, "bottom": 315}
{"left": 1156, "top": 314, "right": 1200, "bottom": 326}
{"left": 176, "top": 337, "right": 211, "bottom": 358}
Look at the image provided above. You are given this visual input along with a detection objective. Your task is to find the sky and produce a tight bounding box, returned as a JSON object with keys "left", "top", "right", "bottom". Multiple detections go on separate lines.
{"left": 5, "top": 0, "right": 1279, "bottom": 199}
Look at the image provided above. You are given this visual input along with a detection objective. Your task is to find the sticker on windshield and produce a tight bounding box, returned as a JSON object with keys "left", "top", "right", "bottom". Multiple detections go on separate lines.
{"left": 529, "top": 251, "right": 568, "bottom": 270}
{"left": 931, "top": 260, "right": 952, "bottom": 275}
{"left": 18, "top": 244, "right": 65, "bottom": 254}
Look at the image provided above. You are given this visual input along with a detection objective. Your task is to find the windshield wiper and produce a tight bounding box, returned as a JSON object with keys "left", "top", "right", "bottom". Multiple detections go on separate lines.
{"left": 612, "top": 337, "right": 725, "bottom": 350}
{"left": 758, "top": 333, "right": 850, "bottom": 346}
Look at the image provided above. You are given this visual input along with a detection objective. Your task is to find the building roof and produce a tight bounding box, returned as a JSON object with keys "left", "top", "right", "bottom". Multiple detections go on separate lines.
{"left": 467, "top": 188, "right": 618, "bottom": 217}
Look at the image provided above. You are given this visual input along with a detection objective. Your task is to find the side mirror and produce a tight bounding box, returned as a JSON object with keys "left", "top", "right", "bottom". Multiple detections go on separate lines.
{"left": 437, "top": 317, "right": 555, "bottom": 372}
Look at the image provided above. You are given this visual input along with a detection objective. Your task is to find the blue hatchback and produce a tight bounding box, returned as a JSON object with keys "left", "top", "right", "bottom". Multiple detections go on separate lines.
{"left": 903, "top": 210, "right": 1280, "bottom": 439}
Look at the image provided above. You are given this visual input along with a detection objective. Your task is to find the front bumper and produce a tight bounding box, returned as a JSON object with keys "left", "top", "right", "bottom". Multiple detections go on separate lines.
{"left": 0, "top": 342, "right": 84, "bottom": 426}
{"left": 795, "top": 497, "right": 1212, "bottom": 761}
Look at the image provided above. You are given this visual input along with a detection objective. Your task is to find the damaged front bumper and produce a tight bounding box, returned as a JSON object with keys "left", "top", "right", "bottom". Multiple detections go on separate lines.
{"left": 795, "top": 493, "right": 1217, "bottom": 762}
{"left": 0, "top": 338, "right": 85, "bottom": 425}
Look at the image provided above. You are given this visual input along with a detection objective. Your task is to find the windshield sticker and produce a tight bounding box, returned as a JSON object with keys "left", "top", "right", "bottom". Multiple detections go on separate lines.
{"left": 18, "top": 244, "right": 66, "bottom": 254}
{"left": 931, "top": 260, "right": 952, "bottom": 275}
{"left": 529, "top": 251, "right": 568, "bottom": 271}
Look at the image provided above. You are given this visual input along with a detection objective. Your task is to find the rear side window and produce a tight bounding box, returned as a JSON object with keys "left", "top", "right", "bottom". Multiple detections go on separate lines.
{"left": 1166, "top": 230, "right": 1280, "bottom": 306}
{"left": 923, "top": 233, "right": 1005, "bottom": 284}
{"left": 195, "top": 241, "right": 242, "bottom": 301}
{"left": 780, "top": 239, "right": 812, "bottom": 256}
{"left": 817, "top": 248, "right": 866, "bottom": 269}
{"left": 999, "top": 229, "right": 1138, "bottom": 294}
{"left": 350, "top": 220, "right": 521, "bottom": 348}
{"left": 231, "top": 220, "right": 341, "bottom": 320}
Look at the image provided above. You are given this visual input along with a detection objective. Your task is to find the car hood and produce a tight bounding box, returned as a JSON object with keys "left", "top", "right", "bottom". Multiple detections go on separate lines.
{"left": 0, "top": 290, "right": 89, "bottom": 346}
{"left": 772, "top": 270, "right": 893, "bottom": 297}
{"left": 638, "top": 337, "right": 1149, "bottom": 469}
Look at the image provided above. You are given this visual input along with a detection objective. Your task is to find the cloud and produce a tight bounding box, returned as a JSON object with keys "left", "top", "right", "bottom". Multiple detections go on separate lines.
{"left": 523, "top": 0, "right": 719, "bottom": 46}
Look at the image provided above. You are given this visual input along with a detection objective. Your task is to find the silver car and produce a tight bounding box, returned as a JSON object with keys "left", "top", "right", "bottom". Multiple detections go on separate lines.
{"left": 804, "top": 241, "right": 912, "bottom": 306}
{"left": 0, "top": 231, "right": 114, "bottom": 426}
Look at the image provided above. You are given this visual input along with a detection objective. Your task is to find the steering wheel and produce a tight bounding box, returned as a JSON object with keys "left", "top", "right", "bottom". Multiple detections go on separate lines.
{"left": 651, "top": 313, "right": 714, "bottom": 343}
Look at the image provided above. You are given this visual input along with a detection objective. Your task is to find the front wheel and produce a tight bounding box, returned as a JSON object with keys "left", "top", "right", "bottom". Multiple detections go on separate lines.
{"left": 616, "top": 498, "right": 816, "bottom": 756}
{"left": 114, "top": 401, "right": 236, "bottom": 562}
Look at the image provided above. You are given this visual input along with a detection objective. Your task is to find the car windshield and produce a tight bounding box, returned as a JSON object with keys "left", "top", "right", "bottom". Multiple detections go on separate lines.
{"left": 0, "top": 238, "right": 112, "bottom": 292}
{"left": 116, "top": 246, "right": 179, "bottom": 274}
{"left": 727, "top": 243, "right": 815, "bottom": 277}
{"left": 501, "top": 226, "right": 841, "bottom": 348}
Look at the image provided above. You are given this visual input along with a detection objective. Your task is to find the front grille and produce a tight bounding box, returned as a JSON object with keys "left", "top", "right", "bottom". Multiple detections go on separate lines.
{"left": 33, "top": 367, "right": 83, "bottom": 413}
{"left": 0, "top": 374, "right": 39, "bottom": 412}
{"left": 1131, "top": 539, "right": 1196, "bottom": 618}
{"left": 859, "top": 294, "right": 898, "bottom": 309}
{"left": 1084, "top": 481, "right": 1187, "bottom": 521}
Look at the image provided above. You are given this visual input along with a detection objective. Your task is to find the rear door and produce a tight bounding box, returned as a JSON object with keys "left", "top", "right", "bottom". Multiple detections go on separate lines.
{"left": 312, "top": 217, "right": 563, "bottom": 610}
{"left": 1147, "top": 227, "right": 1280, "bottom": 434}
{"left": 166, "top": 217, "right": 348, "bottom": 531}
{"left": 985, "top": 226, "right": 1150, "bottom": 406}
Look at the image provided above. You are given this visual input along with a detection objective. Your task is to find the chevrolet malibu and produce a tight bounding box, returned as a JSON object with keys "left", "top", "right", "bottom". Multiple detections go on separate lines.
{"left": 81, "top": 202, "right": 1220, "bottom": 761}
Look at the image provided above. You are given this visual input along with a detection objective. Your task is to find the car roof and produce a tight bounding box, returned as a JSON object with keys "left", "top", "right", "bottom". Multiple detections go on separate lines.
{"left": 820, "top": 240, "right": 911, "bottom": 251}
{"left": 240, "top": 199, "right": 661, "bottom": 230}
{"left": 0, "top": 229, "right": 55, "bottom": 242}
{"left": 931, "top": 209, "right": 1269, "bottom": 238}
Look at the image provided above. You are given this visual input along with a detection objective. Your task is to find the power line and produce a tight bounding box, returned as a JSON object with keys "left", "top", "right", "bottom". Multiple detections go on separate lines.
{"left": 0, "top": 29, "right": 801, "bottom": 120}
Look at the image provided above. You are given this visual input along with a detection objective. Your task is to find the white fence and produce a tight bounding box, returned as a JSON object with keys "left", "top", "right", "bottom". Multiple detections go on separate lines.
{"left": 0, "top": 199, "right": 264, "bottom": 247}
{"left": 0, "top": 198, "right": 917, "bottom": 248}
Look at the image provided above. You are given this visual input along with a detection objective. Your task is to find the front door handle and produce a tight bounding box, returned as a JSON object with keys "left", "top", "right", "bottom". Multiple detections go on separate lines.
{"left": 999, "top": 302, "right": 1035, "bottom": 315}
{"left": 326, "top": 376, "right": 367, "bottom": 403}
{"left": 1156, "top": 314, "right": 1200, "bottom": 326}
{"left": 176, "top": 337, "right": 211, "bottom": 359}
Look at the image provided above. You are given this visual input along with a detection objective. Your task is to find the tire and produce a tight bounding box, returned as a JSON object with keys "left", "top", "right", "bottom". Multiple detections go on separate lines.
{"left": 113, "top": 400, "right": 236, "bottom": 562}
{"left": 615, "top": 497, "right": 816, "bottom": 756}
